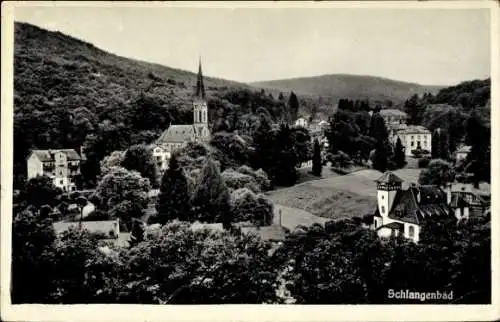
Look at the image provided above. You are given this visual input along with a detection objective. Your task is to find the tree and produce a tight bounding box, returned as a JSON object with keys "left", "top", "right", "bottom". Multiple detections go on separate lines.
{"left": 312, "top": 139, "right": 322, "bottom": 176}
{"left": 93, "top": 167, "right": 150, "bottom": 229}
{"left": 368, "top": 112, "right": 389, "bottom": 143}
{"left": 230, "top": 188, "right": 274, "bottom": 226}
{"left": 221, "top": 169, "right": 260, "bottom": 193}
{"left": 21, "top": 176, "right": 61, "bottom": 208}
{"left": 432, "top": 128, "right": 450, "bottom": 161}
{"left": 279, "top": 222, "right": 368, "bottom": 304}
{"left": 209, "top": 132, "right": 250, "bottom": 170}
{"left": 191, "top": 158, "right": 231, "bottom": 227}
{"left": 331, "top": 151, "right": 354, "bottom": 169}
{"left": 118, "top": 221, "right": 280, "bottom": 304}
{"left": 371, "top": 143, "right": 389, "bottom": 172}
{"left": 393, "top": 137, "right": 406, "bottom": 169}
{"left": 290, "top": 127, "right": 313, "bottom": 166}
{"left": 47, "top": 228, "right": 121, "bottom": 303}
{"left": 288, "top": 91, "right": 299, "bottom": 124}
{"left": 465, "top": 109, "right": 490, "bottom": 186}
{"left": 100, "top": 150, "right": 126, "bottom": 177}
{"left": 129, "top": 218, "right": 146, "bottom": 248}
{"left": 418, "top": 159, "right": 455, "bottom": 186}
{"left": 236, "top": 165, "right": 272, "bottom": 191}
{"left": 11, "top": 209, "right": 57, "bottom": 303}
{"left": 272, "top": 124, "right": 298, "bottom": 186}
{"left": 76, "top": 196, "right": 88, "bottom": 228}
{"left": 154, "top": 155, "right": 192, "bottom": 224}
{"left": 122, "top": 144, "right": 158, "bottom": 188}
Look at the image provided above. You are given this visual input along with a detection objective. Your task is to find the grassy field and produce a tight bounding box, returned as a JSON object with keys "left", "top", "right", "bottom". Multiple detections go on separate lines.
{"left": 267, "top": 168, "right": 423, "bottom": 221}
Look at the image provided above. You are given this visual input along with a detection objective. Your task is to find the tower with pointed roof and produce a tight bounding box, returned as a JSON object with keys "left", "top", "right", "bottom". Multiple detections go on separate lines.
{"left": 193, "top": 58, "right": 210, "bottom": 141}
{"left": 375, "top": 171, "right": 403, "bottom": 218}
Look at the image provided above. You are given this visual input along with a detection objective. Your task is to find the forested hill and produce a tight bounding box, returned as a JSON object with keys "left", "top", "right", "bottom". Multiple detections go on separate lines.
{"left": 12, "top": 22, "right": 288, "bottom": 186}
{"left": 250, "top": 74, "right": 443, "bottom": 105}
{"left": 14, "top": 21, "right": 250, "bottom": 116}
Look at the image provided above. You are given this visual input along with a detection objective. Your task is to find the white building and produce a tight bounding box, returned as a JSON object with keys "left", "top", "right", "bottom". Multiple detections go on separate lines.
{"left": 27, "top": 149, "right": 81, "bottom": 191}
{"left": 389, "top": 125, "right": 432, "bottom": 157}
{"left": 455, "top": 145, "right": 471, "bottom": 163}
{"left": 295, "top": 117, "right": 309, "bottom": 128}
{"left": 371, "top": 172, "right": 468, "bottom": 243}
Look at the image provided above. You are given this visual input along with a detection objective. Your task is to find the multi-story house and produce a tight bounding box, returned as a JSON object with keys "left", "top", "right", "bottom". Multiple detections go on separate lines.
{"left": 370, "top": 171, "right": 469, "bottom": 243}
{"left": 389, "top": 125, "right": 432, "bottom": 156}
{"left": 27, "top": 149, "right": 82, "bottom": 191}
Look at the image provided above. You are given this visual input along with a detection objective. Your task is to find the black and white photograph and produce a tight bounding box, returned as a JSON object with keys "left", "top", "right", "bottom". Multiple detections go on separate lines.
{"left": 1, "top": 1, "right": 498, "bottom": 321}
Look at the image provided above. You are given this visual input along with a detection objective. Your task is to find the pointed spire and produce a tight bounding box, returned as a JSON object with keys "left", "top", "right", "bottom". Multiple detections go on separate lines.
{"left": 195, "top": 57, "right": 205, "bottom": 99}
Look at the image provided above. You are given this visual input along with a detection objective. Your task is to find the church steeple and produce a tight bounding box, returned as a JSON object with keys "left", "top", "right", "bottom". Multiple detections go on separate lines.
{"left": 195, "top": 57, "right": 205, "bottom": 99}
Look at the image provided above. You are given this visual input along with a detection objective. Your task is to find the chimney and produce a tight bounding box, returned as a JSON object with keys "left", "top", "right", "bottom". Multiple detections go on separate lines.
{"left": 445, "top": 183, "right": 452, "bottom": 205}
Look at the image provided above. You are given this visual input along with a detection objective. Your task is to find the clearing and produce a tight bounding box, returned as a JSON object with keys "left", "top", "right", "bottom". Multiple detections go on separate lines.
{"left": 267, "top": 168, "right": 422, "bottom": 221}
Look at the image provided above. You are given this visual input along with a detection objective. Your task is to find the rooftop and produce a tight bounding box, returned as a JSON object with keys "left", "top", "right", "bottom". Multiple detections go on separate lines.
{"left": 375, "top": 171, "right": 404, "bottom": 184}
{"left": 31, "top": 149, "right": 81, "bottom": 162}
{"left": 156, "top": 125, "right": 197, "bottom": 144}
{"left": 396, "top": 125, "right": 431, "bottom": 135}
{"left": 379, "top": 109, "right": 408, "bottom": 118}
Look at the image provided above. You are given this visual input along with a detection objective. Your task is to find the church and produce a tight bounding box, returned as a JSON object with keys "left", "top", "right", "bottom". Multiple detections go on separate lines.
{"left": 152, "top": 59, "right": 211, "bottom": 173}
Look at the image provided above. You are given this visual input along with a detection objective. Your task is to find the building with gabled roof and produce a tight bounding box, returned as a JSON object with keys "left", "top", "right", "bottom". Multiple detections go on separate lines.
{"left": 152, "top": 59, "right": 211, "bottom": 173}
{"left": 27, "top": 148, "right": 82, "bottom": 191}
{"left": 380, "top": 109, "right": 408, "bottom": 129}
{"left": 371, "top": 171, "right": 468, "bottom": 243}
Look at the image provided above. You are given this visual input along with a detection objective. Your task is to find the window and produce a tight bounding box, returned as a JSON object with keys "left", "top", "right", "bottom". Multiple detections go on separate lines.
{"left": 381, "top": 195, "right": 384, "bottom": 200}
{"left": 59, "top": 179, "right": 64, "bottom": 185}
{"left": 411, "top": 141, "right": 414, "bottom": 147}
{"left": 408, "top": 225, "right": 415, "bottom": 238}
{"left": 381, "top": 206, "right": 385, "bottom": 214}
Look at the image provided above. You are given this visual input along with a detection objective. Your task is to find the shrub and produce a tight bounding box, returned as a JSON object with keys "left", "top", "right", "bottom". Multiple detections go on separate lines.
{"left": 412, "top": 149, "right": 431, "bottom": 158}
{"left": 331, "top": 151, "right": 353, "bottom": 169}
{"left": 221, "top": 169, "right": 260, "bottom": 193}
{"left": 418, "top": 157, "right": 431, "bottom": 168}
{"left": 236, "top": 165, "right": 272, "bottom": 191}
{"left": 230, "top": 188, "right": 274, "bottom": 226}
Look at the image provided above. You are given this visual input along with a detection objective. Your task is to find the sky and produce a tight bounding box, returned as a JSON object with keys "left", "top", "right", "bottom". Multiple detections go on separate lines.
{"left": 13, "top": 4, "right": 492, "bottom": 86}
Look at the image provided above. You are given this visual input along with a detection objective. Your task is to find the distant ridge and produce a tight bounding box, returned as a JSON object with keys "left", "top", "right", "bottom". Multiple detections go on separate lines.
{"left": 250, "top": 73, "right": 444, "bottom": 105}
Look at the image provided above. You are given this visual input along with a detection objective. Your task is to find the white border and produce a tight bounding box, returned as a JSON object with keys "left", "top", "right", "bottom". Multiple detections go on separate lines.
{"left": 1, "top": 1, "right": 499, "bottom": 321}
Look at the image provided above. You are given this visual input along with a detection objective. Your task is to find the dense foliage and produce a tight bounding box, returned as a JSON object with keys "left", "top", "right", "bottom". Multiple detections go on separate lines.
{"left": 92, "top": 167, "right": 150, "bottom": 230}
{"left": 418, "top": 159, "right": 455, "bottom": 186}
{"left": 153, "top": 156, "right": 192, "bottom": 225}
{"left": 273, "top": 215, "right": 490, "bottom": 304}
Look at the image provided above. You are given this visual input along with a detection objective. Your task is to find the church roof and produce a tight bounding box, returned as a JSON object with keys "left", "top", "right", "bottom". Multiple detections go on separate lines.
{"left": 196, "top": 58, "right": 205, "bottom": 99}
{"left": 375, "top": 171, "right": 404, "bottom": 184}
{"left": 156, "top": 125, "right": 197, "bottom": 144}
